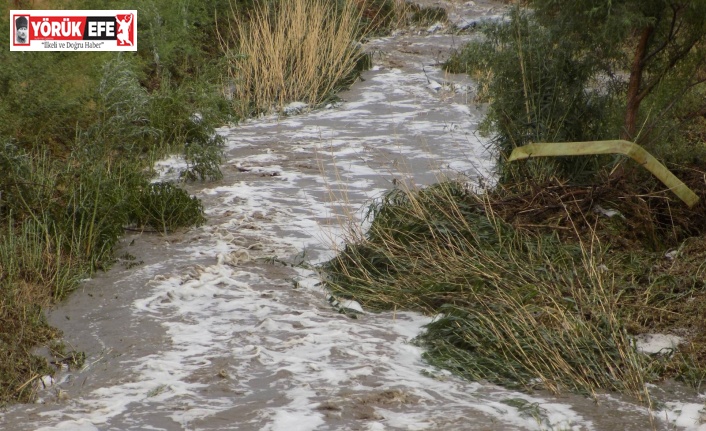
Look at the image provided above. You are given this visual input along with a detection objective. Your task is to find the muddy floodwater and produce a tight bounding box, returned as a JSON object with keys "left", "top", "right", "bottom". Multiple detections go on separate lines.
{"left": 2, "top": 1, "right": 705, "bottom": 430}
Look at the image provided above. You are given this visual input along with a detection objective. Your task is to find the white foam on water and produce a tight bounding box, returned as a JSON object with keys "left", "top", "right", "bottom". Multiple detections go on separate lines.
{"left": 35, "top": 419, "right": 100, "bottom": 431}
{"left": 152, "top": 154, "right": 188, "bottom": 182}
{"left": 659, "top": 401, "right": 706, "bottom": 431}
{"left": 635, "top": 333, "right": 684, "bottom": 355}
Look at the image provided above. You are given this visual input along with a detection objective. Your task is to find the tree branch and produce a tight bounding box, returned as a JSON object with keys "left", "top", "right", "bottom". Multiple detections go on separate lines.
{"left": 638, "top": 74, "right": 706, "bottom": 144}
{"left": 622, "top": 25, "right": 654, "bottom": 140}
{"left": 637, "top": 36, "right": 700, "bottom": 103}
{"left": 641, "top": 3, "right": 682, "bottom": 66}
{"left": 679, "top": 78, "right": 706, "bottom": 121}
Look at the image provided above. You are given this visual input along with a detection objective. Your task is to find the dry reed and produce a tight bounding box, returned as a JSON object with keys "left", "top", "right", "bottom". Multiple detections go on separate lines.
{"left": 223, "top": 0, "right": 366, "bottom": 116}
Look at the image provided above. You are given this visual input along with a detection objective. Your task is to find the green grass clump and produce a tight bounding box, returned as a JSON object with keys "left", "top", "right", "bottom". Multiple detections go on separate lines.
{"left": 0, "top": 135, "right": 209, "bottom": 407}
{"left": 323, "top": 180, "right": 706, "bottom": 402}
{"left": 0, "top": 60, "right": 219, "bottom": 409}
{"left": 133, "top": 182, "right": 206, "bottom": 234}
{"left": 410, "top": 5, "right": 447, "bottom": 25}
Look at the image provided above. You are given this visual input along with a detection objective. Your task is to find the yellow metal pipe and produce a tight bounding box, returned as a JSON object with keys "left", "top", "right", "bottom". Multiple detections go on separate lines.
{"left": 508, "top": 140, "right": 699, "bottom": 207}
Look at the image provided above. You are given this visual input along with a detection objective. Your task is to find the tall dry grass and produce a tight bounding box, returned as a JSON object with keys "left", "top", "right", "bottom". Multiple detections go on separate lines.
{"left": 222, "top": 0, "right": 366, "bottom": 116}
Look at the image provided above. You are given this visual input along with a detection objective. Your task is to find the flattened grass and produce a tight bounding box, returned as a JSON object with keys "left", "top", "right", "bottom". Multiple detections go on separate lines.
{"left": 324, "top": 177, "right": 706, "bottom": 401}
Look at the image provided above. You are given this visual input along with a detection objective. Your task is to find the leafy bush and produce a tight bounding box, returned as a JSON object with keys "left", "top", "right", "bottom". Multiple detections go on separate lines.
{"left": 134, "top": 0, "right": 236, "bottom": 88}
{"left": 445, "top": 8, "right": 613, "bottom": 183}
{"left": 146, "top": 85, "right": 225, "bottom": 181}
{"left": 87, "top": 54, "right": 225, "bottom": 181}
{"left": 182, "top": 139, "right": 224, "bottom": 181}
{"left": 132, "top": 182, "right": 206, "bottom": 234}
{"left": 86, "top": 56, "right": 157, "bottom": 155}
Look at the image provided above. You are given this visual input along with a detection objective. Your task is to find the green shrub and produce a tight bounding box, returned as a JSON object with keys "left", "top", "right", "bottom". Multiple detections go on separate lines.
{"left": 132, "top": 182, "right": 205, "bottom": 234}
{"left": 444, "top": 8, "right": 613, "bottom": 183}
{"left": 146, "top": 84, "right": 225, "bottom": 181}
{"left": 447, "top": 2, "right": 706, "bottom": 183}
{"left": 86, "top": 55, "right": 225, "bottom": 180}
{"left": 61, "top": 155, "right": 147, "bottom": 271}
{"left": 135, "top": 0, "right": 235, "bottom": 86}
{"left": 86, "top": 56, "right": 158, "bottom": 156}
{"left": 182, "top": 139, "right": 224, "bottom": 181}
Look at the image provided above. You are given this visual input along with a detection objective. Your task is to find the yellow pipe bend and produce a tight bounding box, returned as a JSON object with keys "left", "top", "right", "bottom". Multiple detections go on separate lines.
{"left": 508, "top": 140, "right": 699, "bottom": 208}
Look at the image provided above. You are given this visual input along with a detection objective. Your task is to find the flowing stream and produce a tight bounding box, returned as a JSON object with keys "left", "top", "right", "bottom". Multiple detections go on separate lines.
{"left": 2, "top": 1, "right": 705, "bottom": 430}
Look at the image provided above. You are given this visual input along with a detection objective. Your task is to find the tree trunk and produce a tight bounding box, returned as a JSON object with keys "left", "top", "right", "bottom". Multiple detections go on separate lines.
{"left": 622, "top": 26, "right": 653, "bottom": 142}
